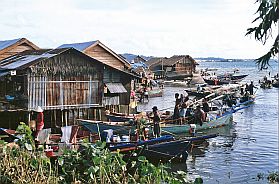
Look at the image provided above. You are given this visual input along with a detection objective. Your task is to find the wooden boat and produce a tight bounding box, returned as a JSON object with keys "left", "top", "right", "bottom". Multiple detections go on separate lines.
{"left": 106, "top": 112, "right": 136, "bottom": 122}
{"left": 161, "top": 113, "right": 233, "bottom": 135}
{"left": 79, "top": 120, "right": 133, "bottom": 135}
{"left": 272, "top": 80, "right": 279, "bottom": 88}
{"left": 230, "top": 74, "right": 248, "bottom": 80}
{"left": 185, "top": 89, "right": 211, "bottom": 97}
{"left": 0, "top": 128, "right": 17, "bottom": 143}
{"left": 218, "top": 74, "right": 248, "bottom": 81}
{"left": 238, "top": 95, "right": 256, "bottom": 105}
{"left": 108, "top": 134, "right": 217, "bottom": 163}
{"left": 107, "top": 135, "right": 175, "bottom": 152}
{"left": 140, "top": 139, "right": 191, "bottom": 162}
{"left": 163, "top": 80, "right": 188, "bottom": 87}
{"left": 143, "top": 133, "right": 218, "bottom": 162}
{"left": 148, "top": 88, "right": 163, "bottom": 98}
{"left": 204, "top": 78, "right": 231, "bottom": 85}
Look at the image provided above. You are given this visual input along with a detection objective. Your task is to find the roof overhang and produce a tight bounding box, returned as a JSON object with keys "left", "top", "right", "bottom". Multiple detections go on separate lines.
{"left": 105, "top": 83, "right": 127, "bottom": 93}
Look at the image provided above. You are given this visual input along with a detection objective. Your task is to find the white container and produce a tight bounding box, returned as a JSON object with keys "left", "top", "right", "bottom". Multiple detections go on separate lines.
{"left": 122, "top": 135, "right": 130, "bottom": 142}
{"left": 112, "top": 135, "right": 118, "bottom": 142}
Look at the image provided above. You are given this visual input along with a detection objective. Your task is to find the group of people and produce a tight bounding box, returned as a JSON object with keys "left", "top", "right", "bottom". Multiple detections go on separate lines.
{"left": 240, "top": 81, "right": 257, "bottom": 100}
{"left": 173, "top": 93, "right": 208, "bottom": 126}
{"left": 138, "top": 87, "right": 149, "bottom": 103}
{"left": 132, "top": 106, "right": 161, "bottom": 139}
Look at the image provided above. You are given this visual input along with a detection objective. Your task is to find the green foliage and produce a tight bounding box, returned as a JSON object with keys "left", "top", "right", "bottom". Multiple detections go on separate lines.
{"left": 0, "top": 146, "right": 58, "bottom": 184}
{"left": 16, "top": 122, "right": 35, "bottom": 150}
{"left": 57, "top": 141, "right": 191, "bottom": 184}
{"left": 255, "top": 171, "right": 279, "bottom": 183}
{"left": 0, "top": 123, "right": 196, "bottom": 184}
{"left": 267, "top": 171, "right": 279, "bottom": 183}
{"left": 246, "top": 0, "right": 279, "bottom": 70}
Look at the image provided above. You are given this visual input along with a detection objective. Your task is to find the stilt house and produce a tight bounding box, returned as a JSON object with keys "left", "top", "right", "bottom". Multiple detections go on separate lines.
{"left": 0, "top": 48, "right": 106, "bottom": 129}
{"left": 58, "top": 40, "right": 137, "bottom": 112}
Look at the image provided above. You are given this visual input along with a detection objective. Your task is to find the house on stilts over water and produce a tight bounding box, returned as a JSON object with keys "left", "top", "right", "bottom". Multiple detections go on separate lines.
{"left": 146, "top": 55, "right": 198, "bottom": 80}
{"left": 0, "top": 38, "right": 138, "bottom": 129}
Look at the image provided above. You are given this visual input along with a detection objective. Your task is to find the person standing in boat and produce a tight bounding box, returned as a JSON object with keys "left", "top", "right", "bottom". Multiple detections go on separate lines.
{"left": 143, "top": 87, "right": 149, "bottom": 102}
{"left": 179, "top": 102, "right": 187, "bottom": 124}
{"left": 151, "top": 106, "right": 161, "bottom": 138}
{"left": 194, "top": 105, "right": 205, "bottom": 126}
{"left": 179, "top": 94, "right": 184, "bottom": 104}
{"left": 173, "top": 103, "right": 180, "bottom": 124}
{"left": 245, "top": 83, "right": 249, "bottom": 93}
{"left": 248, "top": 81, "right": 257, "bottom": 95}
{"left": 175, "top": 93, "right": 180, "bottom": 105}
{"left": 202, "top": 98, "right": 210, "bottom": 120}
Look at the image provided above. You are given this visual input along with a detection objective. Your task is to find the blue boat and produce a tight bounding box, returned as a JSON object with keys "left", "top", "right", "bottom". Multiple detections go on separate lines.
{"left": 108, "top": 134, "right": 217, "bottom": 163}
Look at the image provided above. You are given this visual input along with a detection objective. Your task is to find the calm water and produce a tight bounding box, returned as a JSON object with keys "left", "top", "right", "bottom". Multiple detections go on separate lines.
{"left": 139, "top": 60, "right": 278, "bottom": 183}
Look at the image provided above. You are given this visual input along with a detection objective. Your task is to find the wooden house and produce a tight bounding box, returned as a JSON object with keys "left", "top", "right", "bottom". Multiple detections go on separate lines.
{"left": 0, "top": 48, "right": 107, "bottom": 129}
{"left": 146, "top": 55, "right": 198, "bottom": 80}
{"left": 58, "top": 40, "right": 137, "bottom": 113}
{"left": 0, "top": 38, "right": 39, "bottom": 61}
{"left": 145, "top": 57, "right": 168, "bottom": 79}
{"left": 57, "top": 40, "right": 131, "bottom": 71}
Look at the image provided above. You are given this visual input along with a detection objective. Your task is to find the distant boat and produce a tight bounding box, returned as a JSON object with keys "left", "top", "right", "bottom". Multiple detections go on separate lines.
{"left": 203, "top": 78, "right": 231, "bottom": 85}
{"left": 272, "top": 80, "right": 279, "bottom": 88}
{"left": 185, "top": 89, "right": 211, "bottom": 98}
{"left": 148, "top": 88, "right": 163, "bottom": 98}
{"left": 163, "top": 80, "right": 188, "bottom": 87}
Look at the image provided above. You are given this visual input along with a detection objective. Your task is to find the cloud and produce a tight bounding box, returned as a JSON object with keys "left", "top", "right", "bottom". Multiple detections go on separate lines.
{"left": 0, "top": 0, "right": 274, "bottom": 59}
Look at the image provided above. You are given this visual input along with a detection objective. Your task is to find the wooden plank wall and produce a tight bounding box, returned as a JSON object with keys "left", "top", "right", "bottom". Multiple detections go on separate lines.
{"left": 0, "top": 43, "right": 36, "bottom": 61}
{"left": 28, "top": 76, "right": 101, "bottom": 110}
{"left": 85, "top": 45, "right": 125, "bottom": 70}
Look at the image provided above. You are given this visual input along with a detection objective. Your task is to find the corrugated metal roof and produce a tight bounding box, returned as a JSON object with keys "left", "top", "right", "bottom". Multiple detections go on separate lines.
{"left": 0, "top": 48, "right": 70, "bottom": 70}
{"left": 0, "top": 69, "right": 9, "bottom": 77}
{"left": 57, "top": 41, "right": 97, "bottom": 51}
{"left": 0, "top": 38, "right": 21, "bottom": 50}
{"left": 105, "top": 83, "right": 127, "bottom": 93}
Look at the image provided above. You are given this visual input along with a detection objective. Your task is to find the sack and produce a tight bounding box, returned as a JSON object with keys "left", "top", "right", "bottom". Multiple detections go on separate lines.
{"left": 144, "top": 92, "right": 148, "bottom": 95}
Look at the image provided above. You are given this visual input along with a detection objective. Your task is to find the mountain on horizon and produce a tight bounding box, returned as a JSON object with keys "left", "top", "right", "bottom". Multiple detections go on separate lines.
{"left": 195, "top": 57, "right": 225, "bottom": 61}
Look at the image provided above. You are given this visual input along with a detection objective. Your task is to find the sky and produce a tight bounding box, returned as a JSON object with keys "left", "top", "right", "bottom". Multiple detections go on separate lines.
{"left": 0, "top": 0, "right": 276, "bottom": 59}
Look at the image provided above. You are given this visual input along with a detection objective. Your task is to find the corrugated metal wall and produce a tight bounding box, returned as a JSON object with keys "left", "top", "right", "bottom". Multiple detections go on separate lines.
{"left": 28, "top": 75, "right": 100, "bottom": 110}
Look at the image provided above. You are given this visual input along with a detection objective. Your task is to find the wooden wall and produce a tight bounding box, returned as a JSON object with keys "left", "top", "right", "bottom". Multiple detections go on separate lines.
{"left": 27, "top": 51, "right": 104, "bottom": 111}
{"left": 174, "top": 57, "right": 194, "bottom": 74}
{"left": 0, "top": 43, "right": 37, "bottom": 61}
{"left": 85, "top": 45, "right": 125, "bottom": 70}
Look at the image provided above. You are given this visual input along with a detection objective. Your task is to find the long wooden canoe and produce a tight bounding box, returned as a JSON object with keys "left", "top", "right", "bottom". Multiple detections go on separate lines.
{"left": 161, "top": 113, "right": 233, "bottom": 135}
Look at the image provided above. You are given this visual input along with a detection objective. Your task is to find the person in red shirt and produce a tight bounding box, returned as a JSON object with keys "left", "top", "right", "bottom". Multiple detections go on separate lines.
{"left": 35, "top": 106, "right": 44, "bottom": 137}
